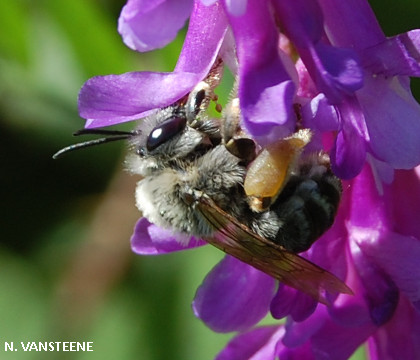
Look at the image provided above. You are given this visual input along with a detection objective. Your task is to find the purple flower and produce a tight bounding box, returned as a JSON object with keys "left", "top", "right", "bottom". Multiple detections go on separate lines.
{"left": 79, "top": 0, "right": 420, "bottom": 177}
{"left": 217, "top": 165, "right": 420, "bottom": 360}
{"left": 79, "top": 1, "right": 229, "bottom": 128}
{"left": 118, "top": 0, "right": 194, "bottom": 52}
{"left": 192, "top": 256, "right": 276, "bottom": 333}
{"left": 315, "top": 0, "right": 420, "bottom": 179}
{"left": 76, "top": 0, "right": 420, "bottom": 358}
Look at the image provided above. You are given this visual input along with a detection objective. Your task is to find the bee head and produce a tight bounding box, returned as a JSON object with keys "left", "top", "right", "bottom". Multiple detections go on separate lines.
{"left": 129, "top": 109, "right": 215, "bottom": 176}
{"left": 54, "top": 71, "right": 221, "bottom": 179}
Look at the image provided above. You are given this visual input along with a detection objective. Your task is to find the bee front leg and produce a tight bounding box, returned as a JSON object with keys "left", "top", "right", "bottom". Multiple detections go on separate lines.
{"left": 221, "top": 98, "right": 256, "bottom": 163}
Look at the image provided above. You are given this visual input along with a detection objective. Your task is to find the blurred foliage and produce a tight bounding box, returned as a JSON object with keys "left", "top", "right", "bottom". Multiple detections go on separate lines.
{"left": 0, "top": 0, "right": 418, "bottom": 359}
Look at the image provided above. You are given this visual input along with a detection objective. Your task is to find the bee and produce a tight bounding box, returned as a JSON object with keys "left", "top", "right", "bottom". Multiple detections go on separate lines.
{"left": 54, "top": 61, "right": 352, "bottom": 303}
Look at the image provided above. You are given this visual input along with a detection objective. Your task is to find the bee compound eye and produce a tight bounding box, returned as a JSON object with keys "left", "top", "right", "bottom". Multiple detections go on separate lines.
{"left": 146, "top": 116, "right": 187, "bottom": 151}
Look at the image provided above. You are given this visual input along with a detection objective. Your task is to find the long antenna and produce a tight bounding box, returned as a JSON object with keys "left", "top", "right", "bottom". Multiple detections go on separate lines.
{"left": 52, "top": 128, "right": 136, "bottom": 159}
{"left": 73, "top": 129, "right": 135, "bottom": 137}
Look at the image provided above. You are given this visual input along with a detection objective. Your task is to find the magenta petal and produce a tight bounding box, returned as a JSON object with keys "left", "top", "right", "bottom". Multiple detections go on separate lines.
{"left": 329, "top": 95, "right": 370, "bottom": 179}
{"left": 223, "top": 0, "right": 248, "bottom": 17}
{"left": 318, "top": 0, "right": 385, "bottom": 49}
{"left": 347, "top": 163, "right": 387, "bottom": 228}
{"left": 227, "top": 0, "right": 296, "bottom": 138}
{"left": 367, "top": 296, "right": 420, "bottom": 360}
{"left": 313, "top": 42, "right": 363, "bottom": 99}
{"left": 274, "top": 0, "right": 363, "bottom": 103}
{"left": 351, "top": 243, "right": 399, "bottom": 325}
{"left": 392, "top": 168, "right": 420, "bottom": 240}
{"left": 80, "top": 1, "right": 227, "bottom": 128}
{"left": 79, "top": 72, "right": 200, "bottom": 128}
{"left": 359, "top": 76, "right": 420, "bottom": 170}
{"left": 192, "top": 256, "right": 275, "bottom": 333}
{"left": 348, "top": 164, "right": 420, "bottom": 305}
{"left": 309, "top": 314, "right": 375, "bottom": 360}
{"left": 361, "top": 30, "right": 420, "bottom": 77}
{"left": 270, "top": 285, "right": 317, "bottom": 322}
{"left": 369, "top": 157, "right": 395, "bottom": 185}
{"left": 273, "top": 0, "right": 324, "bottom": 46}
{"left": 284, "top": 304, "right": 374, "bottom": 359}
{"left": 118, "top": 0, "right": 193, "bottom": 52}
{"left": 240, "top": 77, "right": 296, "bottom": 138}
{"left": 174, "top": 1, "right": 227, "bottom": 73}
{"left": 358, "top": 231, "right": 420, "bottom": 303}
{"left": 277, "top": 342, "right": 313, "bottom": 359}
{"left": 306, "top": 210, "right": 349, "bottom": 282}
{"left": 303, "top": 94, "right": 339, "bottom": 132}
{"left": 414, "top": 300, "right": 420, "bottom": 313}
{"left": 216, "top": 325, "right": 284, "bottom": 360}
{"left": 331, "top": 120, "right": 366, "bottom": 179}
{"left": 130, "top": 217, "right": 205, "bottom": 255}
{"left": 296, "top": 43, "right": 363, "bottom": 104}
{"left": 282, "top": 306, "right": 328, "bottom": 347}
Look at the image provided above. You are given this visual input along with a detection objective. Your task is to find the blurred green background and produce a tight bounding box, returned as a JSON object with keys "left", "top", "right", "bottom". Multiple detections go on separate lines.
{"left": 0, "top": 0, "right": 418, "bottom": 359}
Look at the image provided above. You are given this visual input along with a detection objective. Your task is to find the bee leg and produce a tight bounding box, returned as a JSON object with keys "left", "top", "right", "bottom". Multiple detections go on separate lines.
{"left": 186, "top": 57, "right": 224, "bottom": 123}
{"left": 222, "top": 98, "right": 256, "bottom": 162}
{"left": 225, "top": 138, "right": 257, "bottom": 163}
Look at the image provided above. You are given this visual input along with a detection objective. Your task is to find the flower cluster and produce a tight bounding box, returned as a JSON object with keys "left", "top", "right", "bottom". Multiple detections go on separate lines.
{"left": 216, "top": 164, "right": 420, "bottom": 359}
{"left": 78, "top": 0, "right": 420, "bottom": 359}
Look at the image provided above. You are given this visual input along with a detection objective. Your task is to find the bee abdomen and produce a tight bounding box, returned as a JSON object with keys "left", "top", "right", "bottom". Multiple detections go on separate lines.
{"left": 271, "top": 170, "right": 342, "bottom": 253}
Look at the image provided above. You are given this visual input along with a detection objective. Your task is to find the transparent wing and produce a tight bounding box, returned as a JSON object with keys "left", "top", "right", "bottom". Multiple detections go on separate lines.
{"left": 197, "top": 195, "right": 352, "bottom": 304}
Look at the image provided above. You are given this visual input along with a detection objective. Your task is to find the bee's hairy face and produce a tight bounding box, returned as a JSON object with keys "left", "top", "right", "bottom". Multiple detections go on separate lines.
{"left": 128, "top": 106, "right": 213, "bottom": 176}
